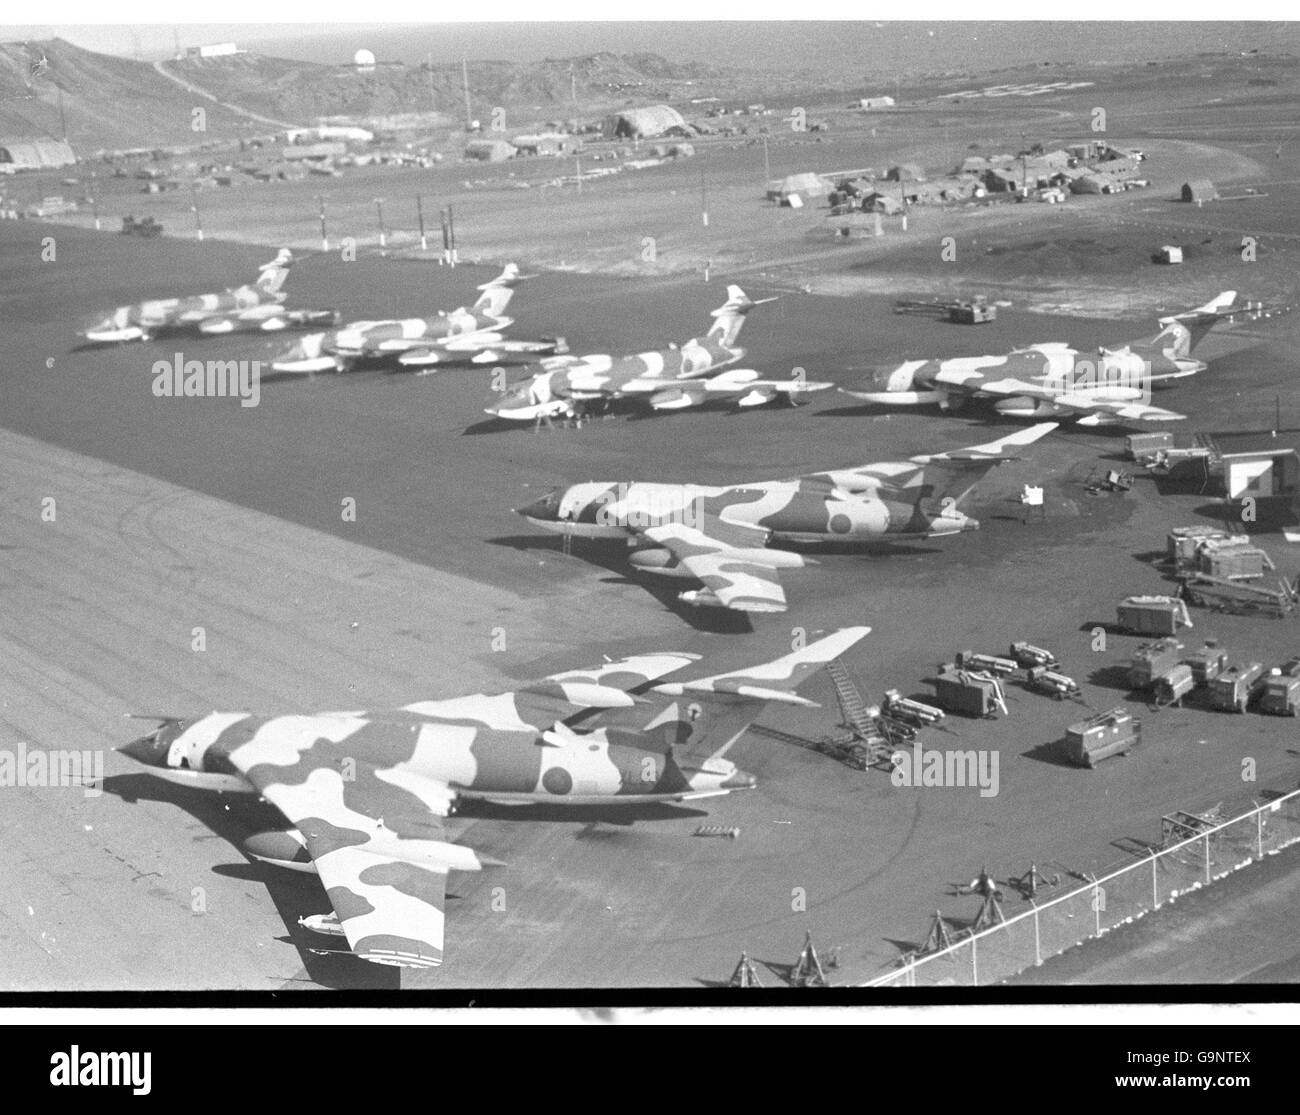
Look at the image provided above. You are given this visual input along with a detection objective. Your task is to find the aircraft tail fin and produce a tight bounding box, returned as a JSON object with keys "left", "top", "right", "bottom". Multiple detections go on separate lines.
{"left": 640, "top": 627, "right": 871, "bottom": 765}
{"left": 703, "top": 285, "right": 773, "bottom": 348}
{"left": 914, "top": 422, "right": 1059, "bottom": 464}
{"left": 254, "top": 249, "right": 294, "bottom": 295}
{"left": 907, "top": 458, "right": 1007, "bottom": 509}
{"left": 1145, "top": 290, "right": 1237, "bottom": 356}
{"left": 470, "top": 262, "right": 523, "bottom": 318}
{"left": 654, "top": 627, "right": 871, "bottom": 708}
{"left": 895, "top": 422, "right": 1056, "bottom": 506}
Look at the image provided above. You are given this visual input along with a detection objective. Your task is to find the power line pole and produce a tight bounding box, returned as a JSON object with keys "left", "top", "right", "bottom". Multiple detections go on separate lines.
{"left": 462, "top": 59, "right": 472, "bottom": 131}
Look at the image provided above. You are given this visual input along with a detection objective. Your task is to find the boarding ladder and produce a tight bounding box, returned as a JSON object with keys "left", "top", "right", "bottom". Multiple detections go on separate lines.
{"left": 826, "top": 657, "right": 875, "bottom": 737}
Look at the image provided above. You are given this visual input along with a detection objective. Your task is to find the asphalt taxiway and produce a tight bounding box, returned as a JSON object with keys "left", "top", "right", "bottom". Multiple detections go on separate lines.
{"left": 3, "top": 221, "right": 1300, "bottom": 989}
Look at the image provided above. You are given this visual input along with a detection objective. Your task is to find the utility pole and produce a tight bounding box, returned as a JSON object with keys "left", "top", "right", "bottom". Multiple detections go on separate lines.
{"left": 374, "top": 197, "right": 386, "bottom": 249}
{"left": 462, "top": 59, "right": 472, "bottom": 131}
{"left": 761, "top": 133, "right": 770, "bottom": 184}
{"left": 700, "top": 163, "right": 708, "bottom": 227}
{"left": 317, "top": 195, "right": 328, "bottom": 252}
{"left": 89, "top": 167, "right": 99, "bottom": 231}
{"left": 191, "top": 186, "right": 204, "bottom": 241}
{"left": 416, "top": 193, "right": 427, "bottom": 251}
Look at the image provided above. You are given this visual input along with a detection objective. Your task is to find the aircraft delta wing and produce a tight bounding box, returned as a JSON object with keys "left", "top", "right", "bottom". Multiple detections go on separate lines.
{"left": 515, "top": 423, "right": 1057, "bottom": 613}
{"left": 120, "top": 650, "right": 698, "bottom": 968}
{"left": 840, "top": 291, "right": 1237, "bottom": 426}
{"left": 119, "top": 631, "right": 870, "bottom": 969}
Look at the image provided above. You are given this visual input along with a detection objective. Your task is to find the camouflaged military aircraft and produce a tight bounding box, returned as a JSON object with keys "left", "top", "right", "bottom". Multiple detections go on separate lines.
{"left": 119, "top": 626, "right": 869, "bottom": 969}
{"left": 269, "top": 263, "right": 539, "bottom": 373}
{"left": 839, "top": 291, "right": 1238, "bottom": 426}
{"left": 82, "top": 249, "right": 338, "bottom": 342}
{"left": 515, "top": 424, "right": 1056, "bottom": 613}
{"left": 483, "top": 285, "right": 799, "bottom": 423}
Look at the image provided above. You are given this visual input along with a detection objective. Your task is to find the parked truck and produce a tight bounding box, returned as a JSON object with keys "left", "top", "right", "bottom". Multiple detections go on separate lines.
{"left": 1065, "top": 707, "right": 1141, "bottom": 768}
{"left": 1208, "top": 662, "right": 1267, "bottom": 712}
{"left": 1257, "top": 657, "right": 1300, "bottom": 716}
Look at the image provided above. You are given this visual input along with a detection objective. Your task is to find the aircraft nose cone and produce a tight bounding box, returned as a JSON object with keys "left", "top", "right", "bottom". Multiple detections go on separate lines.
{"left": 514, "top": 494, "right": 559, "bottom": 522}
{"left": 119, "top": 720, "right": 184, "bottom": 766}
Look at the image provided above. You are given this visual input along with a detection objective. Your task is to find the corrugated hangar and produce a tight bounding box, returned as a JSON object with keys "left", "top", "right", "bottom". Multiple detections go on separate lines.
{"left": 0, "top": 139, "right": 77, "bottom": 171}
{"left": 602, "top": 105, "right": 688, "bottom": 139}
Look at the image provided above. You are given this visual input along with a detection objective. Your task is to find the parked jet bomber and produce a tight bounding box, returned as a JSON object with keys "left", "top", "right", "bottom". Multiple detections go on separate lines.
{"left": 485, "top": 285, "right": 828, "bottom": 422}
{"left": 82, "top": 248, "right": 338, "bottom": 342}
{"left": 516, "top": 424, "right": 1056, "bottom": 613}
{"left": 119, "top": 627, "right": 870, "bottom": 970}
{"left": 840, "top": 291, "right": 1237, "bottom": 425}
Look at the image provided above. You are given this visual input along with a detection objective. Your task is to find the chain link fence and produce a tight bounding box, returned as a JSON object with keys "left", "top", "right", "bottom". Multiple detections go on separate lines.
{"left": 867, "top": 786, "right": 1300, "bottom": 987}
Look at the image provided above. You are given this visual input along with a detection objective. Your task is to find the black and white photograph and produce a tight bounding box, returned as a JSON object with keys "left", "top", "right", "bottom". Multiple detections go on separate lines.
{"left": 2, "top": 8, "right": 1299, "bottom": 1023}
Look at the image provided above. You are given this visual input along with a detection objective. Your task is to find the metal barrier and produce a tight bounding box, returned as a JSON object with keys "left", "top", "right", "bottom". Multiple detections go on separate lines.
{"left": 865, "top": 785, "right": 1300, "bottom": 987}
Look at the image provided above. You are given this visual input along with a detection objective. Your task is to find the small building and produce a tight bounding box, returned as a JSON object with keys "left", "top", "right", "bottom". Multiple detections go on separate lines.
{"left": 286, "top": 126, "right": 374, "bottom": 144}
{"left": 464, "top": 139, "right": 516, "bottom": 162}
{"left": 281, "top": 142, "right": 347, "bottom": 162}
{"left": 1182, "top": 179, "right": 1218, "bottom": 203}
{"left": 858, "top": 96, "right": 896, "bottom": 109}
{"left": 186, "top": 43, "right": 243, "bottom": 58}
{"left": 766, "top": 172, "right": 831, "bottom": 203}
{"left": 983, "top": 167, "right": 1023, "bottom": 193}
{"left": 862, "top": 192, "right": 904, "bottom": 215}
{"left": 1212, "top": 430, "right": 1300, "bottom": 519}
{"left": 510, "top": 132, "right": 579, "bottom": 157}
{"left": 885, "top": 163, "right": 925, "bottom": 182}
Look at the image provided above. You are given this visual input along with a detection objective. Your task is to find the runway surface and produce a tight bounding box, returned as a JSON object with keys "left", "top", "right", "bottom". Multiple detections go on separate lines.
{"left": 4, "top": 220, "right": 1300, "bottom": 989}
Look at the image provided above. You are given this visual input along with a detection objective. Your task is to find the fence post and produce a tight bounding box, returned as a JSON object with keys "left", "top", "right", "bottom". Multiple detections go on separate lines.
{"left": 1204, "top": 833, "right": 1211, "bottom": 883}
{"left": 1151, "top": 853, "right": 1159, "bottom": 909}
{"left": 971, "top": 938, "right": 978, "bottom": 987}
{"left": 1257, "top": 810, "right": 1264, "bottom": 859}
{"left": 1033, "top": 904, "right": 1041, "bottom": 966}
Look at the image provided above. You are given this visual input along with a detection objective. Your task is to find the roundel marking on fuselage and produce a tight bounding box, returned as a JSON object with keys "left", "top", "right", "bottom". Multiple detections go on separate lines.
{"left": 542, "top": 767, "right": 573, "bottom": 795}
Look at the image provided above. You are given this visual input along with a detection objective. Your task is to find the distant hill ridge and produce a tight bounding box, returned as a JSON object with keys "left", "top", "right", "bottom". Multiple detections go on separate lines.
{"left": 0, "top": 38, "right": 740, "bottom": 151}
